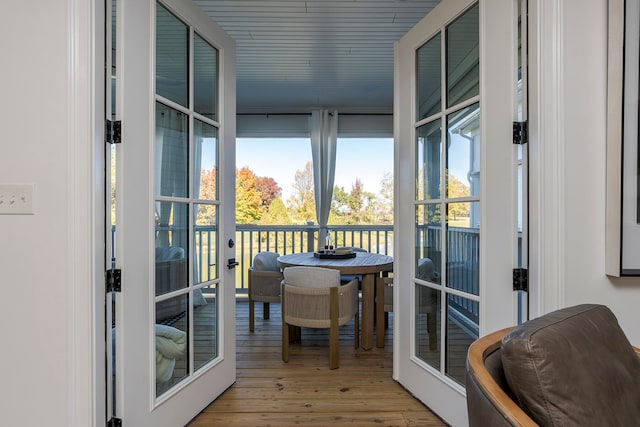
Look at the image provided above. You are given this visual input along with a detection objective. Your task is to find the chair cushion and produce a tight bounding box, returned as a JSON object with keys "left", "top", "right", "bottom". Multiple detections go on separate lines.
{"left": 283, "top": 266, "right": 340, "bottom": 288}
{"left": 156, "top": 246, "right": 185, "bottom": 261}
{"left": 500, "top": 304, "right": 640, "bottom": 426}
{"left": 417, "top": 257, "right": 435, "bottom": 280}
{"left": 253, "top": 251, "right": 280, "bottom": 272}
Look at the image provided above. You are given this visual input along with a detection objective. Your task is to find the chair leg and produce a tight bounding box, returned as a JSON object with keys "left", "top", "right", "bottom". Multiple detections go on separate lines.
{"left": 428, "top": 293, "right": 437, "bottom": 350}
{"left": 249, "top": 299, "right": 255, "bottom": 332}
{"left": 329, "top": 287, "right": 339, "bottom": 369}
{"left": 427, "top": 312, "right": 437, "bottom": 350}
{"left": 290, "top": 325, "right": 301, "bottom": 343}
{"left": 282, "top": 283, "right": 289, "bottom": 362}
{"left": 354, "top": 312, "right": 359, "bottom": 349}
{"left": 427, "top": 313, "right": 438, "bottom": 350}
{"left": 263, "top": 302, "right": 270, "bottom": 320}
{"left": 282, "top": 320, "right": 289, "bottom": 363}
{"left": 376, "top": 280, "right": 385, "bottom": 348}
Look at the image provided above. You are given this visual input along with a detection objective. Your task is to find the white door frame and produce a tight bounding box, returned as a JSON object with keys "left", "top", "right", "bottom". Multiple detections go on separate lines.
{"left": 114, "top": 0, "right": 236, "bottom": 425}
{"left": 97, "top": 0, "right": 237, "bottom": 425}
{"left": 68, "top": 0, "right": 238, "bottom": 424}
{"left": 68, "top": 0, "right": 564, "bottom": 425}
{"left": 394, "top": 1, "right": 520, "bottom": 425}
{"left": 66, "top": 0, "right": 107, "bottom": 425}
{"left": 526, "top": 0, "right": 564, "bottom": 318}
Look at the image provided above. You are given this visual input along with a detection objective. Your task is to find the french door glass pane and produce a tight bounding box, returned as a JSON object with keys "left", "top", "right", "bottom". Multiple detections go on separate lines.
{"left": 194, "top": 204, "right": 217, "bottom": 284}
{"left": 156, "top": 103, "right": 189, "bottom": 198}
{"left": 416, "top": 33, "right": 442, "bottom": 121}
{"left": 446, "top": 4, "right": 479, "bottom": 107}
{"left": 193, "top": 284, "right": 218, "bottom": 371}
{"left": 110, "top": 0, "right": 117, "bottom": 118}
{"left": 194, "top": 34, "right": 218, "bottom": 120}
{"left": 445, "top": 294, "right": 478, "bottom": 385}
{"left": 516, "top": 0, "right": 526, "bottom": 252}
{"left": 155, "top": 201, "right": 189, "bottom": 296}
{"left": 155, "top": 293, "right": 189, "bottom": 397}
{"left": 416, "top": 204, "right": 442, "bottom": 284}
{"left": 411, "top": 0, "right": 481, "bottom": 399}
{"left": 151, "top": 0, "right": 226, "bottom": 405}
{"left": 516, "top": 0, "right": 528, "bottom": 323}
{"left": 156, "top": 3, "right": 188, "bottom": 107}
{"left": 446, "top": 201, "right": 479, "bottom": 296}
{"left": 446, "top": 103, "right": 480, "bottom": 199}
{"left": 415, "top": 284, "right": 441, "bottom": 369}
{"left": 194, "top": 119, "right": 218, "bottom": 201}
{"left": 107, "top": 1, "right": 118, "bottom": 419}
{"left": 416, "top": 120, "right": 442, "bottom": 200}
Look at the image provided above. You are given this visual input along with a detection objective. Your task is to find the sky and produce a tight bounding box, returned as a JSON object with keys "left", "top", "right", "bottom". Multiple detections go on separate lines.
{"left": 236, "top": 138, "right": 395, "bottom": 201}
{"left": 202, "top": 135, "right": 473, "bottom": 203}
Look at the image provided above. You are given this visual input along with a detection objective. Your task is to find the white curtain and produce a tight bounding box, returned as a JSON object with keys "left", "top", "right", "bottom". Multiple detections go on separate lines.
{"left": 310, "top": 109, "right": 338, "bottom": 249}
{"left": 192, "top": 134, "right": 203, "bottom": 282}
{"left": 155, "top": 108, "right": 188, "bottom": 250}
{"left": 154, "top": 126, "right": 167, "bottom": 246}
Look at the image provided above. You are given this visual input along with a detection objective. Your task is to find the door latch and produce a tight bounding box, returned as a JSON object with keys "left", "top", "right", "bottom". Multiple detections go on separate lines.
{"left": 227, "top": 258, "right": 239, "bottom": 269}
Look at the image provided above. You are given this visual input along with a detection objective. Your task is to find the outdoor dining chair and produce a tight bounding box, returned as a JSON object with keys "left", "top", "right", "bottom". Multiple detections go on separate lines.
{"left": 281, "top": 266, "right": 359, "bottom": 369}
{"left": 248, "top": 251, "right": 283, "bottom": 332}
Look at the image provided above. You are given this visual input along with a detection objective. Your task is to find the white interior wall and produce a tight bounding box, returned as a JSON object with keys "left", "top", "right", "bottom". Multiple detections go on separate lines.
{"left": 561, "top": 0, "right": 640, "bottom": 342}
{"left": 2, "top": 2, "right": 96, "bottom": 426}
{"left": 2, "top": 2, "right": 73, "bottom": 425}
{"left": 534, "top": 0, "right": 640, "bottom": 344}
{"left": 3, "top": 1, "right": 640, "bottom": 426}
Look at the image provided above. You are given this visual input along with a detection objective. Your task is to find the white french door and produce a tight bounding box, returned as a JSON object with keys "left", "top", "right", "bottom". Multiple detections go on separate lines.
{"left": 394, "top": 0, "right": 523, "bottom": 425}
{"left": 109, "top": 0, "right": 236, "bottom": 425}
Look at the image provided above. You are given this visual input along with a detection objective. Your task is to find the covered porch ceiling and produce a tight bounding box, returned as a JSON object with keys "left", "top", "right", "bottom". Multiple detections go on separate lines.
{"left": 193, "top": 0, "right": 440, "bottom": 114}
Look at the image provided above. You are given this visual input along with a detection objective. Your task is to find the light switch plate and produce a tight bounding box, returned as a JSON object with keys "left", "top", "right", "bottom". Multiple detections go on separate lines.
{"left": 0, "top": 184, "right": 35, "bottom": 215}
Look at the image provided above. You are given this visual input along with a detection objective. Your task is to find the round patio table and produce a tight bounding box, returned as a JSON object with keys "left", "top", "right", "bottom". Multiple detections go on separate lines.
{"left": 277, "top": 251, "right": 393, "bottom": 350}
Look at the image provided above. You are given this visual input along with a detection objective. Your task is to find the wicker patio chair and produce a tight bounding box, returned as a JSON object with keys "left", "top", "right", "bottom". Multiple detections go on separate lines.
{"left": 248, "top": 251, "right": 283, "bottom": 332}
{"left": 281, "top": 266, "right": 359, "bottom": 369}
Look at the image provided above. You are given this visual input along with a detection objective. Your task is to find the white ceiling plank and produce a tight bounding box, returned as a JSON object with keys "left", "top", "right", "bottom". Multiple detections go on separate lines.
{"left": 193, "top": 0, "right": 440, "bottom": 113}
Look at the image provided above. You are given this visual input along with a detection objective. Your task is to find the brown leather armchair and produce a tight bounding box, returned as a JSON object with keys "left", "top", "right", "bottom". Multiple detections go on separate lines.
{"left": 466, "top": 304, "right": 640, "bottom": 426}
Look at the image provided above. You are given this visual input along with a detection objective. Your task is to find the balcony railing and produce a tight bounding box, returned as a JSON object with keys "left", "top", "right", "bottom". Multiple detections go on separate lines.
{"left": 144, "top": 223, "right": 487, "bottom": 317}
{"left": 232, "top": 223, "right": 394, "bottom": 295}
{"left": 418, "top": 224, "right": 480, "bottom": 325}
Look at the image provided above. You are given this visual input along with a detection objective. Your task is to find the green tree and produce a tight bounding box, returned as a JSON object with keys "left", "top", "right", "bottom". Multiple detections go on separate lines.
{"left": 330, "top": 179, "right": 376, "bottom": 225}
{"left": 259, "top": 197, "right": 291, "bottom": 225}
{"left": 287, "top": 161, "right": 316, "bottom": 224}
{"left": 376, "top": 172, "right": 394, "bottom": 224}
{"left": 446, "top": 175, "right": 470, "bottom": 220}
{"left": 331, "top": 186, "right": 350, "bottom": 222}
{"left": 236, "top": 167, "right": 263, "bottom": 224}
{"left": 196, "top": 167, "right": 218, "bottom": 225}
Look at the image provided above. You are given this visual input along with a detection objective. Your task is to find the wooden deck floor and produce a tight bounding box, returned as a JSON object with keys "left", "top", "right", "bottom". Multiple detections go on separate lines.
{"left": 187, "top": 301, "right": 446, "bottom": 427}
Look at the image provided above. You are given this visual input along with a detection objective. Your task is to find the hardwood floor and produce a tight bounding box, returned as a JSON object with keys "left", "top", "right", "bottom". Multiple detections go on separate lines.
{"left": 187, "top": 301, "right": 447, "bottom": 427}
